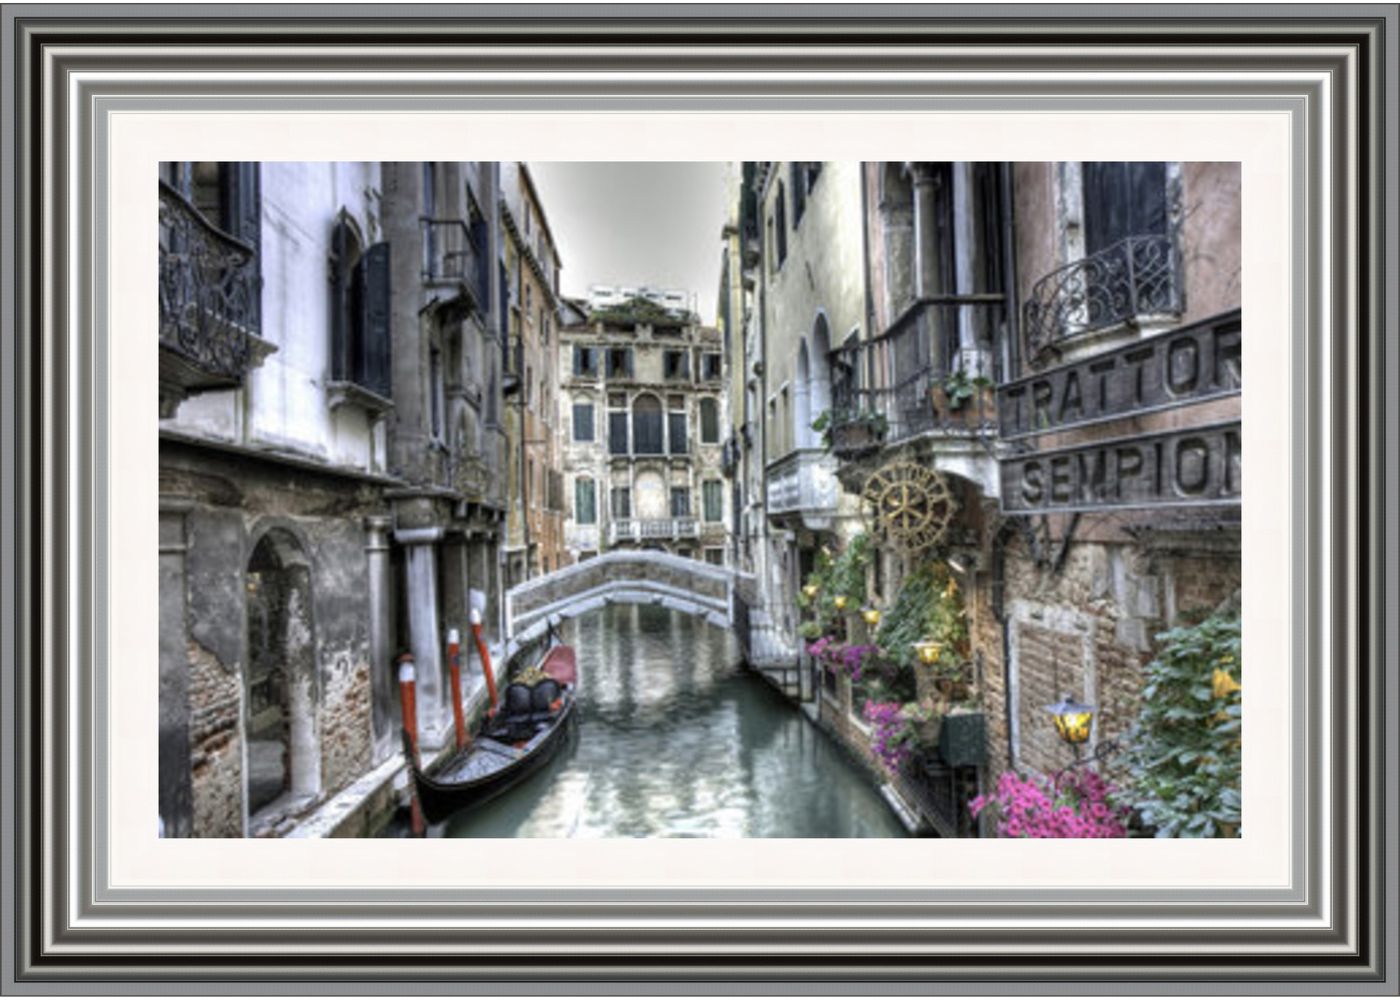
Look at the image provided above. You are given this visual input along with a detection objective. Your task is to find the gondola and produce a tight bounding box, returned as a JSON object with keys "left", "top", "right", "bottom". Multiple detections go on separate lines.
{"left": 402, "top": 642, "right": 578, "bottom": 826}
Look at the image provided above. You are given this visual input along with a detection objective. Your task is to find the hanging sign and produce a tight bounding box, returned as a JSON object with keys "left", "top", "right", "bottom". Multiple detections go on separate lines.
{"left": 1000, "top": 420, "right": 1241, "bottom": 514}
{"left": 997, "top": 309, "right": 1240, "bottom": 439}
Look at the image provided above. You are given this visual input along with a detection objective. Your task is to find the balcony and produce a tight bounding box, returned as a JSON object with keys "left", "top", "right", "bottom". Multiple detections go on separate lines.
{"left": 421, "top": 217, "right": 488, "bottom": 314}
{"left": 765, "top": 448, "right": 838, "bottom": 528}
{"left": 1023, "top": 234, "right": 1182, "bottom": 361}
{"left": 158, "top": 181, "right": 273, "bottom": 416}
{"left": 828, "top": 297, "right": 1001, "bottom": 452}
{"left": 608, "top": 518, "right": 699, "bottom": 545}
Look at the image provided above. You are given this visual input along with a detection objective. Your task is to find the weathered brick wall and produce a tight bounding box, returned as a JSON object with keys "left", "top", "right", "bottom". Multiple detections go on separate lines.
{"left": 977, "top": 527, "right": 1239, "bottom": 781}
{"left": 319, "top": 656, "right": 373, "bottom": 795}
{"left": 187, "top": 638, "right": 244, "bottom": 838}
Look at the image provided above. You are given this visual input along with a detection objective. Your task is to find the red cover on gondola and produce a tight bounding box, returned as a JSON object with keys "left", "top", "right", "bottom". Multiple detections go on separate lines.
{"left": 540, "top": 644, "right": 577, "bottom": 685}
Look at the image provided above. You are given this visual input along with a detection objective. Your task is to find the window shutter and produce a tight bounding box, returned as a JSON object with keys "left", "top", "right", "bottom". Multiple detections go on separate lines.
{"left": 359, "top": 242, "right": 393, "bottom": 399}
{"left": 330, "top": 219, "right": 352, "bottom": 382}
{"left": 221, "top": 163, "right": 262, "bottom": 332}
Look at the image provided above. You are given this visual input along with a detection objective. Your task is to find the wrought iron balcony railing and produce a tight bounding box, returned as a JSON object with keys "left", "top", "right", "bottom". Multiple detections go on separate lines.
{"left": 827, "top": 297, "right": 1002, "bottom": 452}
{"left": 421, "top": 217, "right": 489, "bottom": 310}
{"left": 159, "top": 181, "right": 262, "bottom": 382}
{"left": 1023, "top": 233, "right": 1182, "bottom": 359}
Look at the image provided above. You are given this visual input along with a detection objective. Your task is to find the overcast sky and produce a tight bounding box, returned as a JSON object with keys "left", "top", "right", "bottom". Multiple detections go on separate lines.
{"left": 527, "top": 162, "right": 730, "bottom": 324}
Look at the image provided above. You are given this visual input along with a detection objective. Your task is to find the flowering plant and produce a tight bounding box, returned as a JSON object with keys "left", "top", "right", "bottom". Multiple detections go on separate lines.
{"left": 862, "top": 700, "right": 915, "bottom": 772}
{"left": 969, "top": 769, "right": 1129, "bottom": 838}
{"left": 838, "top": 643, "right": 879, "bottom": 681}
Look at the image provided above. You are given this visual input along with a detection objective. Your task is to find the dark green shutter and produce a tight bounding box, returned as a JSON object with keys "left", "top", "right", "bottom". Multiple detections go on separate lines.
{"left": 360, "top": 242, "right": 392, "bottom": 399}
{"left": 330, "top": 219, "right": 351, "bottom": 382}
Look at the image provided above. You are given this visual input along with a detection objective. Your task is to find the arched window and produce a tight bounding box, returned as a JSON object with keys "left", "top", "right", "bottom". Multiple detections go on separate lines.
{"left": 632, "top": 393, "right": 663, "bottom": 455}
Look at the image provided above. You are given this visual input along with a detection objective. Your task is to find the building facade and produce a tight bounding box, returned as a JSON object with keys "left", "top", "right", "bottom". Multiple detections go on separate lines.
{"left": 500, "top": 163, "right": 567, "bottom": 584}
{"left": 158, "top": 160, "right": 508, "bottom": 838}
{"left": 558, "top": 297, "right": 730, "bottom": 564}
{"left": 728, "top": 160, "right": 1242, "bottom": 836}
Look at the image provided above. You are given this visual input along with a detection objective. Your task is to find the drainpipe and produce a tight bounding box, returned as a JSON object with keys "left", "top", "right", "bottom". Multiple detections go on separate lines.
{"left": 999, "top": 162, "right": 1021, "bottom": 381}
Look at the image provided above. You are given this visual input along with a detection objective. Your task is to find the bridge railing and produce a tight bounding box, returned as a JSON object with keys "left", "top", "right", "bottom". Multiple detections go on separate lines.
{"left": 505, "top": 549, "right": 738, "bottom": 646}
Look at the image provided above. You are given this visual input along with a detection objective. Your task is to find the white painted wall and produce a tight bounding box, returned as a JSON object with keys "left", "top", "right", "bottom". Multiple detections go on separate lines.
{"left": 162, "top": 162, "right": 386, "bottom": 475}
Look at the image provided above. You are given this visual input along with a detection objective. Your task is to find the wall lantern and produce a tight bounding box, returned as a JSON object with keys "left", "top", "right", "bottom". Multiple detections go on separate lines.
{"left": 801, "top": 583, "right": 820, "bottom": 601}
{"left": 1044, "top": 693, "right": 1095, "bottom": 748}
{"left": 913, "top": 639, "right": 942, "bottom": 666}
{"left": 832, "top": 595, "right": 849, "bottom": 612}
{"left": 861, "top": 606, "right": 882, "bottom": 627}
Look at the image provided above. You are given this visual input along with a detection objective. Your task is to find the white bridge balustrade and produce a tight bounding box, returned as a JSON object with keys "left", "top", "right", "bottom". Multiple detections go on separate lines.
{"left": 505, "top": 550, "right": 758, "bottom": 656}
{"left": 607, "top": 518, "right": 697, "bottom": 545}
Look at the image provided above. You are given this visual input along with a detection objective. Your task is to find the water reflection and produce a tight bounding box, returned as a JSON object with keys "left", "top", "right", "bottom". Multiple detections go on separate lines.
{"left": 441, "top": 604, "right": 908, "bottom": 839}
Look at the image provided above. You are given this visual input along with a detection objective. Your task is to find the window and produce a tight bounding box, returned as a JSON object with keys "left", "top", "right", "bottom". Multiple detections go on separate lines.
{"left": 573, "top": 345, "right": 598, "bottom": 377}
{"left": 608, "top": 403, "right": 629, "bottom": 456}
{"left": 773, "top": 180, "right": 788, "bottom": 268}
{"left": 702, "top": 352, "right": 722, "bottom": 381}
{"left": 703, "top": 480, "right": 723, "bottom": 522}
{"left": 704, "top": 548, "right": 725, "bottom": 566}
{"left": 663, "top": 350, "right": 689, "bottom": 381}
{"left": 574, "top": 478, "right": 597, "bottom": 525}
{"left": 699, "top": 398, "right": 720, "bottom": 443}
{"left": 670, "top": 487, "right": 691, "bottom": 518}
{"left": 607, "top": 347, "right": 634, "bottom": 379}
{"left": 790, "top": 162, "right": 807, "bottom": 225}
{"left": 524, "top": 365, "right": 533, "bottom": 408}
{"left": 632, "top": 394, "right": 664, "bottom": 455}
{"left": 422, "top": 164, "right": 437, "bottom": 277}
{"left": 329, "top": 216, "right": 390, "bottom": 398}
{"left": 572, "top": 401, "right": 595, "bottom": 442}
{"left": 1083, "top": 162, "right": 1168, "bottom": 255}
{"left": 610, "top": 487, "right": 631, "bottom": 518}
{"left": 668, "top": 407, "right": 688, "bottom": 456}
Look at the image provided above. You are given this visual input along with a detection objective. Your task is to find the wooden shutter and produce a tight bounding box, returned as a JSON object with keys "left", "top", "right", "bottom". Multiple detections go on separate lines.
{"left": 221, "top": 162, "right": 262, "bottom": 332}
{"left": 359, "top": 242, "right": 393, "bottom": 399}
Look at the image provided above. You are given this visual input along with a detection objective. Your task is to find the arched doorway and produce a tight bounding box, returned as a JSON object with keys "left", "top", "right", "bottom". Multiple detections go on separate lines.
{"left": 244, "top": 528, "right": 320, "bottom": 819}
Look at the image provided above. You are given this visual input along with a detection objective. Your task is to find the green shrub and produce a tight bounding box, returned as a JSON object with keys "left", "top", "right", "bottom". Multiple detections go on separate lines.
{"left": 1120, "top": 613, "right": 1242, "bottom": 837}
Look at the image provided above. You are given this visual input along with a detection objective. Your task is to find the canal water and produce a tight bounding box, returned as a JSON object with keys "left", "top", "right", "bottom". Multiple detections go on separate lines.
{"left": 430, "top": 604, "right": 907, "bottom": 838}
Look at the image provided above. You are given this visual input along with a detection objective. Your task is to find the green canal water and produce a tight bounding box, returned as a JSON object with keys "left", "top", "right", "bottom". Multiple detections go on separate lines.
{"left": 399, "top": 604, "right": 908, "bottom": 839}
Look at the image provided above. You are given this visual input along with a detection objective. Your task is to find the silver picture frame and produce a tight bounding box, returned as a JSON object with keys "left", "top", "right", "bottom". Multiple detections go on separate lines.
{"left": 1, "top": 4, "right": 1394, "bottom": 992}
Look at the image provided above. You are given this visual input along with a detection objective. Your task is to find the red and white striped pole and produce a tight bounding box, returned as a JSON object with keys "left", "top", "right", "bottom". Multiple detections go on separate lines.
{"left": 447, "top": 628, "right": 467, "bottom": 751}
{"left": 397, "top": 653, "right": 424, "bottom": 837}
{"left": 470, "top": 608, "right": 498, "bottom": 714}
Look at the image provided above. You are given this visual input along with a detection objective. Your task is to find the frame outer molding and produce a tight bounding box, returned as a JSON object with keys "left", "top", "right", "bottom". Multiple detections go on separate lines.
{"left": 2, "top": 5, "right": 1393, "bottom": 992}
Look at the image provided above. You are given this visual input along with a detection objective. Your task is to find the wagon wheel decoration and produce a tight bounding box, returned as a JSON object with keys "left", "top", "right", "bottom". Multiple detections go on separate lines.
{"left": 861, "top": 461, "right": 957, "bottom": 553}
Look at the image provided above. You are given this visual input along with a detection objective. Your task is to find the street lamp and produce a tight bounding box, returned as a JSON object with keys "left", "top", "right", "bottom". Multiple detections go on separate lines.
{"left": 1044, "top": 693, "right": 1095, "bottom": 754}
{"left": 913, "top": 639, "right": 942, "bottom": 666}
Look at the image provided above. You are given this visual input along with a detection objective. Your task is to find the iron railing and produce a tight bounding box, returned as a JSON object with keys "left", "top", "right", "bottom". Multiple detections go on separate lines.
{"left": 897, "top": 750, "right": 981, "bottom": 838}
{"left": 421, "top": 217, "right": 489, "bottom": 308}
{"left": 158, "top": 181, "right": 261, "bottom": 378}
{"left": 828, "top": 297, "right": 1003, "bottom": 451}
{"left": 1023, "top": 233, "right": 1181, "bottom": 359}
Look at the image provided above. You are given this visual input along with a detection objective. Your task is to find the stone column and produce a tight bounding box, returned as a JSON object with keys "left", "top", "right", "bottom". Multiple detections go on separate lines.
{"left": 364, "top": 516, "right": 394, "bottom": 758}
{"left": 952, "top": 161, "right": 987, "bottom": 370}
{"left": 910, "top": 163, "right": 948, "bottom": 375}
{"left": 159, "top": 498, "right": 194, "bottom": 838}
{"left": 396, "top": 526, "right": 446, "bottom": 749}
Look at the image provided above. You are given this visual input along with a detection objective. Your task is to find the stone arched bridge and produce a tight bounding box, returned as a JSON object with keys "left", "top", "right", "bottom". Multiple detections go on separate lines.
{"left": 505, "top": 550, "right": 754, "bottom": 651}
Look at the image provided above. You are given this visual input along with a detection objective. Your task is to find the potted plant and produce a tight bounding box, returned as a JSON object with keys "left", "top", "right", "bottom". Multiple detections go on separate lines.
{"left": 933, "top": 369, "right": 994, "bottom": 426}
{"left": 815, "top": 408, "right": 888, "bottom": 455}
